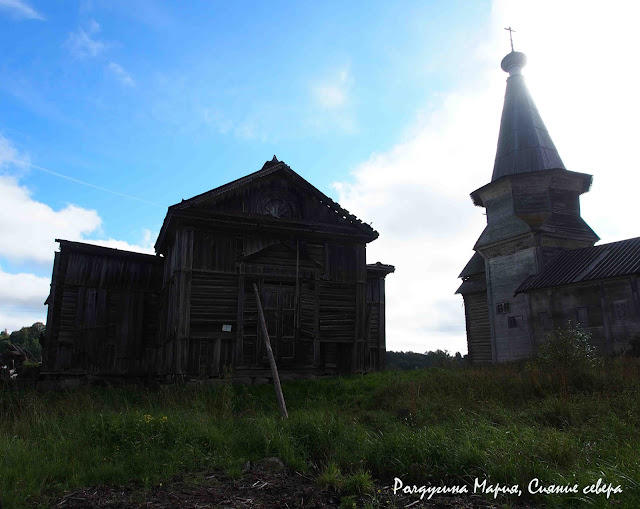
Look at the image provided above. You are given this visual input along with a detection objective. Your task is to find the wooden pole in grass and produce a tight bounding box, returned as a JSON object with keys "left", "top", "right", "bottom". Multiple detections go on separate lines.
{"left": 253, "top": 283, "right": 289, "bottom": 419}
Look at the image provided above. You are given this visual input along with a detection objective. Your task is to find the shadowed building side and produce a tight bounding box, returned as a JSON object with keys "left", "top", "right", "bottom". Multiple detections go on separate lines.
{"left": 42, "top": 158, "right": 394, "bottom": 383}
{"left": 42, "top": 241, "right": 163, "bottom": 376}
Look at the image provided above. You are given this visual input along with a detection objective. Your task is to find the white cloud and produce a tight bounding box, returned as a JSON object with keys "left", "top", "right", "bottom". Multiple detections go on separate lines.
{"left": 107, "top": 61, "right": 135, "bottom": 87}
{"left": 0, "top": 267, "right": 49, "bottom": 307}
{"left": 0, "top": 267, "right": 49, "bottom": 331}
{"left": 334, "top": 79, "right": 499, "bottom": 355}
{"left": 66, "top": 20, "right": 106, "bottom": 58}
{"left": 0, "top": 135, "right": 157, "bottom": 330}
{"left": 87, "top": 231, "right": 155, "bottom": 255}
{"left": 335, "top": 0, "right": 640, "bottom": 354}
{"left": 309, "top": 66, "right": 356, "bottom": 133}
{"left": 312, "top": 67, "right": 352, "bottom": 109}
{"left": 0, "top": 0, "right": 44, "bottom": 20}
{"left": 0, "top": 172, "right": 155, "bottom": 329}
{"left": 0, "top": 173, "right": 156, "bottom": 264}
{"left": 0, "top": 133, "right": 29, "bottom": 168}
{"left": 0, "top": 175, "right": 102, "bottom": 265}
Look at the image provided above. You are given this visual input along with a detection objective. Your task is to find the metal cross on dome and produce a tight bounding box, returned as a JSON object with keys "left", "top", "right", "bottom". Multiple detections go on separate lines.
{"left": 504, "top": 26, "right": 516, "bottom": 51}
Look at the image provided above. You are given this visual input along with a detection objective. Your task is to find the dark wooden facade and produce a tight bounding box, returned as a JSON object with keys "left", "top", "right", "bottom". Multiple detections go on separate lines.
{"left": 42, "top": 241, "right": 163, "bottom": 376}
{"left": 43, "top": 158, "right": 394, "bottom": 381}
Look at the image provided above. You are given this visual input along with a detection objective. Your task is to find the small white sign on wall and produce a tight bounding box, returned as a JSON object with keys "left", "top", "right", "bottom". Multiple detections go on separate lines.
{"left": 222, "top": 324, "right": 232, "bottom": 332}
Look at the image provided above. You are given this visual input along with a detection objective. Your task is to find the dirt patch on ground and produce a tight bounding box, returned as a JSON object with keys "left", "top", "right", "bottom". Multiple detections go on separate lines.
{"left": 46, "top": 462, "right": 540, "bottom": 509}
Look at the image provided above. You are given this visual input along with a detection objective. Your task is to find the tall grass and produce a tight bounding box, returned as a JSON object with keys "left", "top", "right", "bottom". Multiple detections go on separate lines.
{"left": 1, "top": 359, "right": 639, "bottom": 508}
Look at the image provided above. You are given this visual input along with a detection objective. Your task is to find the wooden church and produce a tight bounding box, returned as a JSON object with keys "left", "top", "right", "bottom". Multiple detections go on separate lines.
{"left": 457, "top": 50, "right": 640, "bottom": 363}
{"left": 42, "top": 158, "right": 394, "bottom": 382}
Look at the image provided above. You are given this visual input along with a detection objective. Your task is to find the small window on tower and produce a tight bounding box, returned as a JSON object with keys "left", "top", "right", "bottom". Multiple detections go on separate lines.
{"left": 508, "top": 315, "right": 522, "bottom": 329}
{"left": 496, "top": 302, "right": 510, "bottom": 314}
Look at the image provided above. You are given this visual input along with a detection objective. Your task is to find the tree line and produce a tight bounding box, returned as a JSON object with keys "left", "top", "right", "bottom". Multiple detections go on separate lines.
{"left": 386, "top": 349, "right": 465, "bottom": 370}
{"left": 0, "top": 322, "right": 44, "bottom": 361}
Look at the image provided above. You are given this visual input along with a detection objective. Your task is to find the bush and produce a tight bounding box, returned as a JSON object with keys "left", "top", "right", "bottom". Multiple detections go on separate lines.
{"left": 626, "top": 335, "right": 640, "bottom": 357}
{"left": 535, "top": 322, "right": 602, "bottom": 392}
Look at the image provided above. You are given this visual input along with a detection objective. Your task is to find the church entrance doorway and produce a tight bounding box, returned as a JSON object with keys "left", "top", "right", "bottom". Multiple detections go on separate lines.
{"left": 261, "top": 283, "right": 295, "bottom": 366}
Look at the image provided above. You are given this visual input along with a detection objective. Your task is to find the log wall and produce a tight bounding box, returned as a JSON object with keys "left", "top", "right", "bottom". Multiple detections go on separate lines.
{"left": 44, "top": 242, "right": 163, "bottom": 376}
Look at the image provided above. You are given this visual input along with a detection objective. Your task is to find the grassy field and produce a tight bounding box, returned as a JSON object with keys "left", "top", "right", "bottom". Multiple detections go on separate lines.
{"left": 1, "top": 359, "right": 639, "bottom": 508}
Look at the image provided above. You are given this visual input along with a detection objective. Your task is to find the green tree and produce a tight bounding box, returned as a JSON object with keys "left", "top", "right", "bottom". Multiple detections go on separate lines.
{"left": 0, "top": 328, "right": 10, "bottom": 356}
{"left": 8, "top": 322, "right": 44, "bottom": 360}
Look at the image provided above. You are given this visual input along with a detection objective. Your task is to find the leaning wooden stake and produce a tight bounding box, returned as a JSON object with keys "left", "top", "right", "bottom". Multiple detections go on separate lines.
{"left": 253, "top": 283, "right": 289, "bottom": 419}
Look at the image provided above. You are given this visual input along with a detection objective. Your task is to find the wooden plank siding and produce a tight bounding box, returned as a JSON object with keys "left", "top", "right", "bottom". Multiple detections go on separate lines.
{"left": 463, "top": 291, "right": 493, "bottom": 363}
{"left": 45, "top": 163, "right": 393, "bottom": 380}
{"left": 43, "top": 242, "right": 163, "bottom": 376}
{"left": 318, "top": 282, "right": 356, "bottom": 342}
{"left": 527, "top": 277, "right": 640, "bottom": 355}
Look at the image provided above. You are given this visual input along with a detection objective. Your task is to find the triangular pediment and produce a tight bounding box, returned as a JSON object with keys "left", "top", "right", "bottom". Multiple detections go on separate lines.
{"left": 168, "top": 159, "right": 376, "bottom": 235}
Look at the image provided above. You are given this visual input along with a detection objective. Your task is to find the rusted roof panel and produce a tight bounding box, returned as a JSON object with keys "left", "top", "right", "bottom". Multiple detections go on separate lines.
{"left": 516, "top": 237, "right": 640, "bottom": 293}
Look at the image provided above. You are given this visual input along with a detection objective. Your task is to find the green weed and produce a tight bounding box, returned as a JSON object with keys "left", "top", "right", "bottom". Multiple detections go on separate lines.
{"left": 0, "top": 359, "right": 639, "bottom": 508}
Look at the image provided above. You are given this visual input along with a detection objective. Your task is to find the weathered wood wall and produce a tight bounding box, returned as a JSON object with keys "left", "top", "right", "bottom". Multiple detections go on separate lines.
{"left": 46, "top": 165, "right": 392, "bottom": 380}
{"left": 470, "top": 170, "right": 599, "bottom": 363}
{"left": 44, "top": 242, "right": 163, "bottom": 376}
{"left": 462, "top": 288, "right": 492, "bottom": 363}
{"left": 156, "top": 216, "right": 375, "bottom": 377}
{"left": 484, "top": 247, "right": 537, "bottom": 362}
{"left": 528, "top": 277, "right": 640, "bottom": 354}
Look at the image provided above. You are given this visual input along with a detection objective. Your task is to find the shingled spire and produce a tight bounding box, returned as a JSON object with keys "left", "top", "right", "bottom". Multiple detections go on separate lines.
{"left": 491, "top": 51, "right": 566, "bottom": 182}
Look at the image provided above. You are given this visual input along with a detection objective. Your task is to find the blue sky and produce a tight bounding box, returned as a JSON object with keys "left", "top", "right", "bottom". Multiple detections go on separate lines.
{"left": 1, "top": 0, "right": 489, "bottom": 237}
{"left": 1, "top": 0, "right": 639, "bottom": 354}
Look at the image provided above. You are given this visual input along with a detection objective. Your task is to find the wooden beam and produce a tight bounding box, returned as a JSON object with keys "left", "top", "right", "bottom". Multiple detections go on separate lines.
{"left": 253, "top": 283, "right": 288, "bottom": 419}
{"left": 236, "top": 274, "right": 245, "bottom": 366}
{"left": 313, "top": 275, "right": 320, "bottom": 367}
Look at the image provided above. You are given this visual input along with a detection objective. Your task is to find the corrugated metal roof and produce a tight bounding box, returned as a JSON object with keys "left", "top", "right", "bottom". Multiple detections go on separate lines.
{"left": 491, "top": 53, "right": 566, "bottom": 182}
{"left": 516, "top": 237, "right": 640, "bottom": 293}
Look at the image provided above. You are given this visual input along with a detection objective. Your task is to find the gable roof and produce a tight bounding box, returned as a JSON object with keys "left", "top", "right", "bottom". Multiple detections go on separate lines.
{"left": 155, "top": 157, "right": 377, "bottom": 251}
{"left": 492, "top": 51, "right": 566, "bottom": 182}
{"left": 459, "top": 252, "right": 485, "bottom": 278}
{"left": 516, "top": 237, "right": 640, "bottom": 293}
